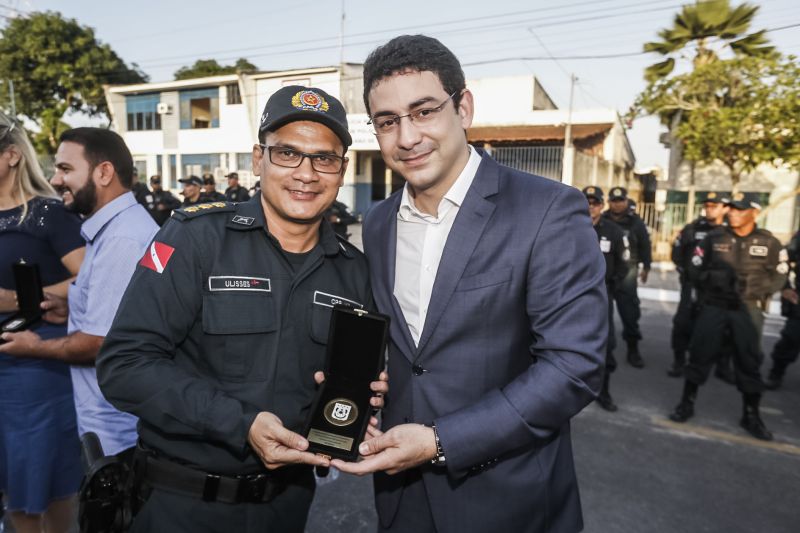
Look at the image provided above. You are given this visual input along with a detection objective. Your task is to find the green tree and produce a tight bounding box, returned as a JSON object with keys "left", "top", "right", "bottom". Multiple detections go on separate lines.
{"left": 643, "top": 0, "right": 775, "bottom": 83}
{"left": 174, "top": 58, "right": 257, "bottom": 80}
{"left": 637, "top": 55, "right": 800, "bottom": 187}
{"left": 0, "top": 11, "right": 147, "bottom": 152}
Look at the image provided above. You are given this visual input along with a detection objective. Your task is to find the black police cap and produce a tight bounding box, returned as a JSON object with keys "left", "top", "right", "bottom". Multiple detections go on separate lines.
{"left": 582, "top": 186, "right": 604, "bottom": 202}
{"left": 727, "top": 191, "right": 762, "bottom": 210}
{"left": 178, "top": 175, "right": 202, "bottom": 187}
{"left": 258, "top": 86, "right": 352, "bottom": 148}
{"left": 609, "top": 187, "right": 628, "bottom": 200}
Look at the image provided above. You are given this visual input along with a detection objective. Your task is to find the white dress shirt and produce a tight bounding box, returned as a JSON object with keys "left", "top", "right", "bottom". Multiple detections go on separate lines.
{"left": 394, "top": 146, "right": 482, "bottom": 345}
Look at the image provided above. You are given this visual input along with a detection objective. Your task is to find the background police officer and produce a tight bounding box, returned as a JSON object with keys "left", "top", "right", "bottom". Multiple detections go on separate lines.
{"left": 669, "top": 192, "right": 788, "bottom": 441}
{"left": 223, "top": 172, "right": 251, "bottom": 202}
{"left": 144, "top": 174, "right": 181, "bottom": 226}
{"left": 325, "top": 199, "right": 358, "bottom": 239}
{"left": 766, "top": 229, "right": 800, "bottom": 389}
{"left": 201, "top": 173, "right": 226, "bottom": 202}
{"left": 585, "top": 186, "right": 629, "bottom": 411}
{"left": 668, "top": 192, "right": 729, "bottom": 377}
{"left": 602, "top": 186, "right": 652, "bottom": 368}
{"left": 178, "top": 174, "right": 204, "bottom": 207}
{"left": 97, "top": 86, "right": 387, "bottom": 532}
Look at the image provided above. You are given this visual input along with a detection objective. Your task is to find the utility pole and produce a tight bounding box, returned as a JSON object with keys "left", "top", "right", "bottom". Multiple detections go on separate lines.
{"left": 561, "top": 74, "right": 576, "bottom": 186}
{"left": 339, "top": 0, "right": 346, "bottom": 66}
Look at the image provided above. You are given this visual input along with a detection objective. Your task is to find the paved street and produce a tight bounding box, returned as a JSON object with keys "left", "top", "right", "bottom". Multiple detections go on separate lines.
{"left": 306, "top": 247, "right": 800, "bottom": 533}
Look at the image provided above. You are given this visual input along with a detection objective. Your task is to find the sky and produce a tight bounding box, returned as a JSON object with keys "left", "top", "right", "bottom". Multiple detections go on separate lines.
{"left": 3, "top": 0, "right": 798, "bottom": 170}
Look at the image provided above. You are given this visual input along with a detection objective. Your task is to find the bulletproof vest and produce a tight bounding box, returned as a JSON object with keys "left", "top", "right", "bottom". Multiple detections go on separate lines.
{"left": 705, "top": 230, "right": 776, "bottom": 301}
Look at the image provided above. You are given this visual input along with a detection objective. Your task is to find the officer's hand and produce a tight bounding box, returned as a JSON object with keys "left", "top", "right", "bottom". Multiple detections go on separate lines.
{"left": 247, "top": 412, "right": 330, "bottom": 470}
{"left": 331, "top": 424, "right": 436, "bottom": 476}
{"left": 640, "top": 268, "right": 650, "bottom": 284}
{"left": 314, "top": 370, "right": 389, "bottom": 410}
{"left": 0, "top": 330, "right": 43, "bottom": 356}
{"left": 41, "top": 292, "right": 69, "bottom": 324}
{"left": 782, "top": 288, "right": 799, "bottom": 305}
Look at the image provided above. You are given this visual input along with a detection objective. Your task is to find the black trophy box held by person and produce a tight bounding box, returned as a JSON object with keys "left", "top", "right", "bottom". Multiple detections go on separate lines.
{"left": 304, "top": 305, "right": 389, "bottom": 461}
{"left": 1, "top": 261, "right": 45, "bottom": 337}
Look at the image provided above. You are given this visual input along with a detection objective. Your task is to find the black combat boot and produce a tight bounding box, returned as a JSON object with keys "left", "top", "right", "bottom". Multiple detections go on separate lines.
{"left": 669, "top": 380, "right": 698, "bottom": 423}
{"left": 667, "top": 351, "right": 685, "bottom": 377}
{"left": 626, "top": 339, "right": 644, "bottom": 368}
{"left": 596, "top": 372, "right": 618, "bottom": 412}
{"left": 740, "top": 393, "right": 773, "bottom": 441}
{"left": 764, "top": 363, "right": 787, "bottom": 390}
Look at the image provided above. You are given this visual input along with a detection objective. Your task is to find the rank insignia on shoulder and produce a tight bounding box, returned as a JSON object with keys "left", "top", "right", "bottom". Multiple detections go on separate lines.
{"left": 231, "top": 215, "right": 255, "bottom": 226}
{"left": 172, "top": 202, "right": 234, "bottom": 221}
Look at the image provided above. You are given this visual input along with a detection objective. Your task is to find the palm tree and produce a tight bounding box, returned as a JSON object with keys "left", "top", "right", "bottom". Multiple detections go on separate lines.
{"left": 643, "top": 0, "right": 775, "bottom": 82}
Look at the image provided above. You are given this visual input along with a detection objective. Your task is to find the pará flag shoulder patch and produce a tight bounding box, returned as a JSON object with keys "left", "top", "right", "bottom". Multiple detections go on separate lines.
{"left": 140, "top": 241, "right": 175, "bottom": 274}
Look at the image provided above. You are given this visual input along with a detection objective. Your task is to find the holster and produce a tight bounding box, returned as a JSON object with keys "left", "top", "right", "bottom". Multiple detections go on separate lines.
{"left": 78, "top": 433, "right": 133, "bottom": 533}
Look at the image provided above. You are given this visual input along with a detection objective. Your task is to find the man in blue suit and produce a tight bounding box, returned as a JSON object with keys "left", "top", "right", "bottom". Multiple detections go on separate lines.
{"left": 333, "top": 35, "right": 607, "bottom": 532}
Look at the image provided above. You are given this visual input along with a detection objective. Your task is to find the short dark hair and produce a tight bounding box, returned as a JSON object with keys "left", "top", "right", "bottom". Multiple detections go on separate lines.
{"left": 59, "top": 128, "right": 134, "bottom": 188}
{"left": 362, "top": 34, "right": 466, "bottom": 115}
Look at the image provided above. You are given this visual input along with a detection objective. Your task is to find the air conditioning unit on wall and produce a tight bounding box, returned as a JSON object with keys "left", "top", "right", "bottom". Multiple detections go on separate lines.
{"left": 156, "top": 102, "right": 172, "bottom": 115}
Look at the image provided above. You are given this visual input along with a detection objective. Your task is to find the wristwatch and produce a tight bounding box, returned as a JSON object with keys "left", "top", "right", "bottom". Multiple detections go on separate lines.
{"left": 430, "top": 423, "right": 446, "bottom": 466}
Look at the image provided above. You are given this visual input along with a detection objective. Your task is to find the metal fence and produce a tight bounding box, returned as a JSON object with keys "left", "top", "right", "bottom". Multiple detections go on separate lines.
{"left": 635, "top": 202, "right": 703, "bottom": 262}
{"left": 489, "top": 146, "right": 563, "bottom": 181}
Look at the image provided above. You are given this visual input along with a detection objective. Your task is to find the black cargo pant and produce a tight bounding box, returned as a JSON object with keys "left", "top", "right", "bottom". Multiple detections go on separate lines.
{"left": 671, "top": 279, "right": 695, "bottom": 354}
{"left": 770, "top": 317, "right": 800, "bottom": 372}
{"left": 686, "top": 302, "right": 765, "bottom": 394}
{"left": 613, "top": 266, "right": 641, "bottom": 341}
{"left": 130, "top": 467, "right": 315, "bottom": 533}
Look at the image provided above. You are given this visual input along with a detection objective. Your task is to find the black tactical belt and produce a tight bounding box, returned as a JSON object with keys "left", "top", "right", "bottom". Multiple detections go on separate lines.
{"left": 140, "top": 454, "right": 286, "bottom": 504}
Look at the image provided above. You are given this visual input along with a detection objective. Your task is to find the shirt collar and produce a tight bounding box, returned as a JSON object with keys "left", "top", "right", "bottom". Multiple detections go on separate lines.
{"left": 398, "top": 145, "right": 481, "bottom": 221}
{"left": 80, "top": 191, "right": 138, "bottom": 243}
{"left": 227, "top": 194, "right": 343, "bottom": 257}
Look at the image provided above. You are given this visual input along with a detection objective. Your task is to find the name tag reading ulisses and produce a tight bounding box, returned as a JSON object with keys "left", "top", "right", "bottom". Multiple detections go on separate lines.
{"left": 208, "top": 276, "right": 271, "bottom": 292}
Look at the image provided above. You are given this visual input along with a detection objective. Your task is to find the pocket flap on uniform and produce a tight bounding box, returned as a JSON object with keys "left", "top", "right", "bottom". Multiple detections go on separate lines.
{"left": 202, "top": 291, "right": 276, "bottom": 334}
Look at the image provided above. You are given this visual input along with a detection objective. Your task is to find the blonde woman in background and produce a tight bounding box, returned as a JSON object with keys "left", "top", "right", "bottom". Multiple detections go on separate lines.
{"left": 0, "top": 113, "right": 84, "bottom": 533}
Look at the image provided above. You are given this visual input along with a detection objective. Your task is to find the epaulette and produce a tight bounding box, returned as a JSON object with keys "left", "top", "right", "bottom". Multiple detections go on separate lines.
{"left": 172, "top": 202, "right": 236, "bottom": 221}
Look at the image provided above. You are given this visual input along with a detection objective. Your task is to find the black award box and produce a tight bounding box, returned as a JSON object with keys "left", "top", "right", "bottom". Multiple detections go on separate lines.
{"left": 0, "top": 261, "right": 45, "bottom": 339}
{"left": 304, "top": 305, "right": 389, "bottom": 461}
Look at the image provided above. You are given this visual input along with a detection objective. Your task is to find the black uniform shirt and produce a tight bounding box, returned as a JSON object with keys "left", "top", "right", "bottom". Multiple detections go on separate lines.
{"left": 602, "top": 211, "right": 652, "bottom": 269}
{"left": 225, "top": 186, "right": 251, "bottom": 203}
{"left": 594, "top": 218, "right": 629, "bottom": 290}
{"left": 690, "top": 226, "right": 788, "bottom": 305}
{"left": 97, "top": 196, "right": 373, "bottom": 475}
{"left": 202, "top": 190, "right": 227, "bottom": 203}
{"left": 672, "top": 217, "right": 717, "bottom": 275}
{"left": 146, "top": 189, "right": 182, "bottom": 226}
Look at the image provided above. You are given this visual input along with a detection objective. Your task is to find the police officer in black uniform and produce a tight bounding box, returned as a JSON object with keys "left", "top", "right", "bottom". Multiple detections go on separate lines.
{"left": 201, "top": 173, "right": 226, "bottom": 202}
{"left": 668, "top": 191, "right": 729, "bottom": 377}
{"left": 178, "top": 175, "right": 204, "bottom": 207}
{"left": 144, "top": 175, "right": 182, "bottom": 226}
{"left": 585, "top": 186, "right": 629, "bottom": 411}
{"left": 669, "top": 192, "right": 788, "bottom": 440}
{"left": 97, "top": 85, "right": 388, "bottom": 532}
{"left": 223, "top": 172, "right": 251, "bottom": 203}
{"left": 325, "top": 199, "right": 358, "bottom": 239}
{"left": 766, "top": 229, "right": 800, "bottom": 389}
{"left": 602, "top": 187, "right": 651, "bottom": 368}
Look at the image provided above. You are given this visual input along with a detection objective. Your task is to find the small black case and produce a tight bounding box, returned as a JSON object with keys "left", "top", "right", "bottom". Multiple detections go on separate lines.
{"left": 303, "top": 305, "right": 389, "bottom": 461}
{"left": 0, "top": 262, "right": 45, "bottom": 338}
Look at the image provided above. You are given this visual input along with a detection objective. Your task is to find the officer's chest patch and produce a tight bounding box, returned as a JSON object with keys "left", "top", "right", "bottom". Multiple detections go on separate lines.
{"left": 713, "top": 243, "right": 731, "bottom": 253}
{"left": 749, "top": 245, "right": 768, "bottom": 257}
{"left": 313, "top": 290, "right": 363, "bottom": 309}
{"left": 599, "top": 238, "right": 611, "bottom": 253}
{"left": 695, "top": 231, "right": 707, "bottom": 241}
{"left": 208, "top": 276, "right": 271, "bottom": 292}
